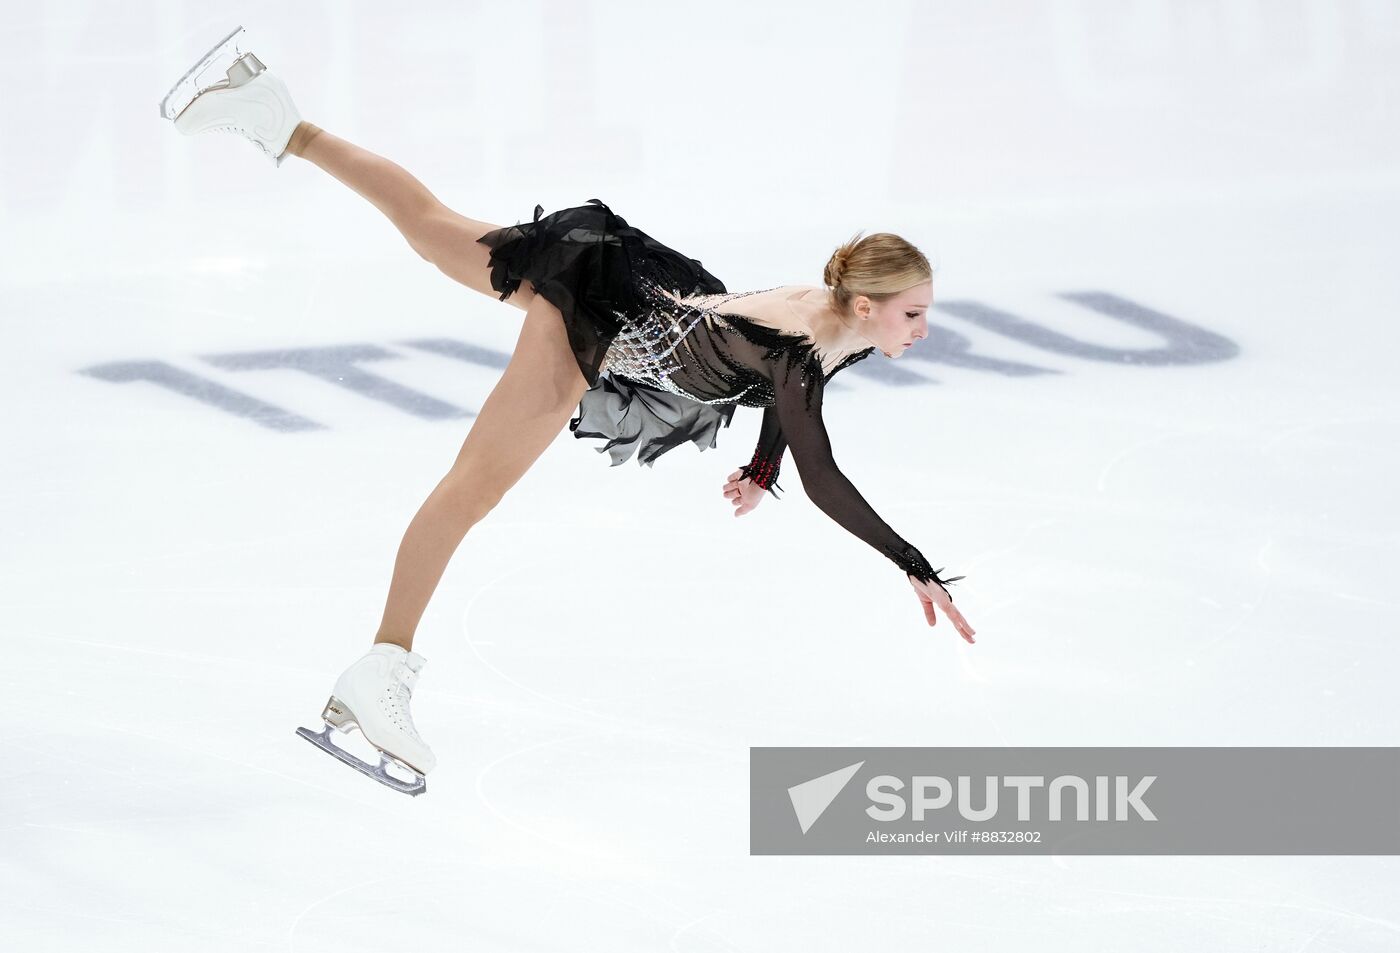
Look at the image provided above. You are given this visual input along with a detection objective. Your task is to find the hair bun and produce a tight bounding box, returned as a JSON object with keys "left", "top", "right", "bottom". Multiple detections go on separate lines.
{"left": 822, "top": 255, "right": 842, "bottom": 289}
{"left": 824, "top": 231, "right": 865, "bottom": 289}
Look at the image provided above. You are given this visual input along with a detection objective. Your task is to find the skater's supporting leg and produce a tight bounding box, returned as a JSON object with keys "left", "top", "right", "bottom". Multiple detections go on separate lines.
{"left": 286, "top": 122, "right": 536, "bottom": 310}
{"left": 373, "top": 294, "right": 590, "bottom": 650}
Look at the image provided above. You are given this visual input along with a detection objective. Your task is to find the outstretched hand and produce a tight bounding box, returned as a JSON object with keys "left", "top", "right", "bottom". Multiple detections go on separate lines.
{"left": 909, "top": 575, "right": 976, "bottom": 643}
{"left": 722, "top": 469, "right": 767, "bottom": 517}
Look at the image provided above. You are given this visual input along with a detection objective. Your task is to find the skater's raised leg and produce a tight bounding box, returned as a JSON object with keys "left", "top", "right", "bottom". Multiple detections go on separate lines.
{"left": 284, "top": 122, "right": 537, "bottom": 310}
{"left": 372, "top": 292, "right": 591, "bottom": 652}
{"left": 161, "top": 35, "right": 533, "bottom": 310}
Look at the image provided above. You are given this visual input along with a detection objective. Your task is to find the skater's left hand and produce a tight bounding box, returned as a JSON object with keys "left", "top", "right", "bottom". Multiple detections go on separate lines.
{"left": 908, "top": 575, "right": 976, "bottom": 643}
{"left": 723, "top": 469, "right": 768, "bottom": 517}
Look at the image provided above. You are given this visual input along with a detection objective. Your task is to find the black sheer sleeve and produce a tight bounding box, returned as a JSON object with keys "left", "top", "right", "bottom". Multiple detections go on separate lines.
{"left": 738, "top": 405, "right": 789, "bottom": 498}
{"left": 767, "top": 346, "right": 965, "bottom": 596}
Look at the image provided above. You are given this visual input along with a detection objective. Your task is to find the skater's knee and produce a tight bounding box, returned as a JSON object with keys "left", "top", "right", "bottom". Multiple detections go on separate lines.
{"left": 404, "top": 204, "right": 481, "bottom": 264}
{"left": 399, "top": 201, "right": 456, "bottom": 262}
{"left": 436, "top": 464, "right": 514, "bottom": 525}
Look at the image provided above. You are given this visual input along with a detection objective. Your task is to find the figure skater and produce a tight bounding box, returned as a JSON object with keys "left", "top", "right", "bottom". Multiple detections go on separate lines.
{"left": 159, "top": 29, "right": 974, "bottom": 796}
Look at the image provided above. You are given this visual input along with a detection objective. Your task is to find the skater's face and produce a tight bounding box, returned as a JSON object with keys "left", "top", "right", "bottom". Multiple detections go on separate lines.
{"left": 850, "top": 281, "right": 932, "bottom": 358}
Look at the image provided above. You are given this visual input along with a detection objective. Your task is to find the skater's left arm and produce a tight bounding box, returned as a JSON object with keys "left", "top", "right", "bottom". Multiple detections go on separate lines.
{"left": 764, "top": 346, "right": 974, "bottom": 638}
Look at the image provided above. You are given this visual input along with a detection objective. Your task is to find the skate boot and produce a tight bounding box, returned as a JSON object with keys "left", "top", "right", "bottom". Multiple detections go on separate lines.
{"left": 159, "top": 25, "right": 302, "bottom": 166}
{"left": 295, "top": 643, "right": 437, "bottom": 796}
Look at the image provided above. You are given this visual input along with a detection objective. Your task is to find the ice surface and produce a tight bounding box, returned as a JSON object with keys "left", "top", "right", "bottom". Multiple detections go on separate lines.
{"left": 1, "top": 1, "right": 1397, "bottom": 950}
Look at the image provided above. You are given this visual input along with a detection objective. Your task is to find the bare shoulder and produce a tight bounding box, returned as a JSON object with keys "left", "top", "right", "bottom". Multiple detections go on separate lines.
{"left": 669, "top": 284, "right": 866, "bottom": 374}
{"left": 677, "top": 284, "right": 816, "bottom": 332}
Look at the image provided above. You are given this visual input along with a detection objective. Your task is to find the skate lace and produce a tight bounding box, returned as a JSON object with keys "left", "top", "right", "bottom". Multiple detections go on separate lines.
{"left": 385, "top": 661, "right": 423, "bottom": 741}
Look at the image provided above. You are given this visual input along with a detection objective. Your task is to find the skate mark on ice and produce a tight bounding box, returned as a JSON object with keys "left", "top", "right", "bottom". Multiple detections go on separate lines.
{"left": 669, "top": 909, "right": 744, "bottom": 952}
{"left": 286, "top": 874, "right": 404, "bottom": 953}
{"left": 459, "top": 557, "right": 648, "bottom": 729}
{"left": 32, "top": 633, "right": 335, "bottom": 681}
{"left": 96, "top": 722, "right": 396, "bottom": 813}
{"left": 1259, "top": 410, "right": 1398, "bottom": 453}
{"left": 1094, "top": 427, "right": 1204, "bottom": 494}
{"left": 472, "top": 730, "right": 612, "bottom": 857}
{"left": 1196, "top": 521, "right": 1278, "bottom": 659}
{"left": 1070, "top": 872, "right": 1400, "bottom": 937}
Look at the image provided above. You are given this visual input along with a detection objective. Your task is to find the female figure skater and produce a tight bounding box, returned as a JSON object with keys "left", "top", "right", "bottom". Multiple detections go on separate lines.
{"left": 160, "top": 31, "right": 974, "bottom": 796}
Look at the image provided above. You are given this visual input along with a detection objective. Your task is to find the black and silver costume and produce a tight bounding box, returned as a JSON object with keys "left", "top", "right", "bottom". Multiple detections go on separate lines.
{"left": 478, "top": 199, "right": 963, "bottom": 594}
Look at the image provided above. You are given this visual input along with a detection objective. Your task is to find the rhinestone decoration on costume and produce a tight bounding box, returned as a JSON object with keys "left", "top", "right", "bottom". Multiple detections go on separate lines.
{"left": 600, "top": 277, "right": 771, "bottom": 406}
{"left": 596, "top": 278, "right": 761, "bottom": 405}
{"left": 601, "top": 274, "right": 883, "bottom": 411}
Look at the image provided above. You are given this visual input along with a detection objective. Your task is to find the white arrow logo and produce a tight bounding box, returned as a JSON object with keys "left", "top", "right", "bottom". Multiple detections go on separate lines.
{"left": 787, "top": 761, "right": 865, "bottom": 834}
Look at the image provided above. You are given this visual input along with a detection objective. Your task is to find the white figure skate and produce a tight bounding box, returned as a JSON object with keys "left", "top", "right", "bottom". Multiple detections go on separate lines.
{"left": 295, "top": 643, "right": 438, "bottom": 796}
{"left": 159, "top": 25, "right": 302, "bottom": 166}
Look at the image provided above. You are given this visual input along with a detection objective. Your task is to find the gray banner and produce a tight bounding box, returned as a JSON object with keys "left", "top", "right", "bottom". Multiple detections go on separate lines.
{"left": 750, "top": 747, "right": 1400, "bottom": 855}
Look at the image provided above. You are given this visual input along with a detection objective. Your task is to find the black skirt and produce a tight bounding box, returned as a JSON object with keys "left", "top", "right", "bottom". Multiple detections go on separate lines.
{"left": 476, "top": 199, "right": 739, "bottom": 467}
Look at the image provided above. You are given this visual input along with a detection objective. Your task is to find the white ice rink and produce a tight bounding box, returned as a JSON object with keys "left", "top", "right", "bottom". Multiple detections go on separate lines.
{"left": 3, "top": 1, "right": 1398, "bottom": 949}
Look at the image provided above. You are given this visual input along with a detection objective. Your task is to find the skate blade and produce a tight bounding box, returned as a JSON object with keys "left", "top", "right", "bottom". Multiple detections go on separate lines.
{"left": 295, "top": 723, "right": 427, "bottom": 797}
{"left": 159, "top": 25, "right": 265, "bottom": 121}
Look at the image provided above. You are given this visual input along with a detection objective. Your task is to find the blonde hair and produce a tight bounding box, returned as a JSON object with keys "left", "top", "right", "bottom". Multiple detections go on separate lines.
{"left": 822, "top": 230, "right": 933, "bottom": 318}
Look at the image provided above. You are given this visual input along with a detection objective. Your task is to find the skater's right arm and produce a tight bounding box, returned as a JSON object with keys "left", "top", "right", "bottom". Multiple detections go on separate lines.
{"left": 741, "top": 406, "right": 788, "bottom": 496}
{"left": 722, "top": 405, "right": 786, "bottom": 516}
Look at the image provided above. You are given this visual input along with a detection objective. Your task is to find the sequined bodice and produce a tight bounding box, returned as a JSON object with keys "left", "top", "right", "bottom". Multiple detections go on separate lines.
{"left": 599, "top": 278, "right": 770, "bottom": 406}
{"left": 601, "top": 278, "right": 872, "bottom": 409}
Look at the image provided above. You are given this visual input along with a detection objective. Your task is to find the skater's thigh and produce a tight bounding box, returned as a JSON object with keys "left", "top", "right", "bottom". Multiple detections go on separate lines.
{"left": 413, "top": 204, "right": 537, "bottom": 311}
{"left": 448, "top": 294, "right": 589, "bottom": 504}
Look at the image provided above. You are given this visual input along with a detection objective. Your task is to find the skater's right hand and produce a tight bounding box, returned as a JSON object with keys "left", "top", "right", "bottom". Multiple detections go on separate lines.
{"left": 908, "top": 575, "right": 976, "bottom": 643}
{"left": 723, "top": 469, "right": 768, "bottom": 517}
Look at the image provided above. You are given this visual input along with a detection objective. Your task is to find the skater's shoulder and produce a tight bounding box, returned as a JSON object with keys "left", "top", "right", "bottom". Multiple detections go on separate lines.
{"left": 673, "top": 284, "right": 815, "bottom": 336}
